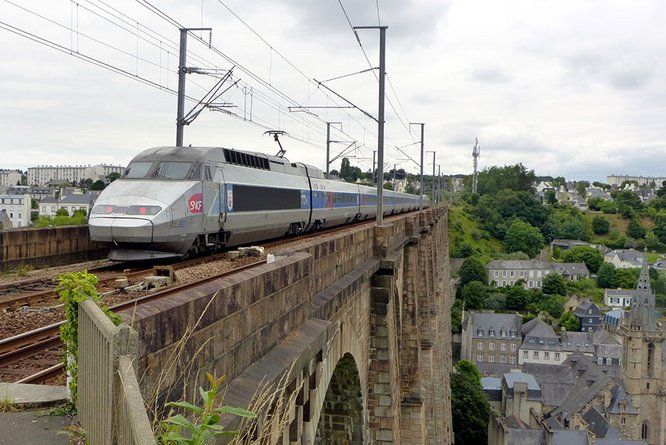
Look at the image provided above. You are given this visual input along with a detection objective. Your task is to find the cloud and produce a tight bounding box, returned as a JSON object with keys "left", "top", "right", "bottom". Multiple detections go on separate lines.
{"left": 471, "top": 67, "right": 511, "bottom": 84}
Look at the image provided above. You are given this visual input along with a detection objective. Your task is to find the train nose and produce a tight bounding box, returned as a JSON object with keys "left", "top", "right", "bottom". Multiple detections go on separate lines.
{"left": 89, "top": 217, "right": 154, "bottom": 243}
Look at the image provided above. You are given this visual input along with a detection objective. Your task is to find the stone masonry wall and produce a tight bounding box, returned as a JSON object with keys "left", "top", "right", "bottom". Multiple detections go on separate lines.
{"left": 119, "top": 207, "right": 452, "bottom": 443}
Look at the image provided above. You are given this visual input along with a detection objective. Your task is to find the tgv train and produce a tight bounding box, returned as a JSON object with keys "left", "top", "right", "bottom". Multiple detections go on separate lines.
{"left": 89, "top": 146, "right": 428, "bottom": 261}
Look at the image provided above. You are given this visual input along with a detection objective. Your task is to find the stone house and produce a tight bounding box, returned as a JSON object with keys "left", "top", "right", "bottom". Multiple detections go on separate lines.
{"left": 574, "top": 301, "right": 602, "bottom": 332}
{"left": 487, "top": 259, "right": 589, "bottom": 289}
{"left": 604, "top": 289, "right": 634, "bottom": 308}
{"left": 519, "top": 318, "right": 565, "bottom": 365}
{"left": 461, "top": 311, "right": 522, "bottom": 370}
{"left": 604, "top": 249, "right": 646, "bottom": 269}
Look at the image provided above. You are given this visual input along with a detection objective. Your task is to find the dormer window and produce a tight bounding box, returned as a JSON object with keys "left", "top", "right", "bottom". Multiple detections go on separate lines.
{"left": 489, "top": 330, "right": 495, "bottom": 337}
{"left": 477, "top": 329, "right": 484, "bottom": 337}
{"left": 510, "top": 330, "right": 516, "bottom": 337}
{"left": 500, "top": 330, "right": 507, "bottom": 338}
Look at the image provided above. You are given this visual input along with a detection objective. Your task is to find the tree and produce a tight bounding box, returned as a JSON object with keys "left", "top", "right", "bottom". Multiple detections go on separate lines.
{"left": 575, "top": 181, "right": 589, "bottom": 197}
{"left": 627, "top": 218, "right": 646, "bottom": 239}
{"left": 542, "top": 272, "right": 567, "bottom": 296}
{"left": 560, "top": 310, "right": 580, "bottom": 331}
{"left": 55, "top": 208, "right": 69, "bottom": 217}
{"left": 654, "top": 215, "right": 666, "bottom": 244}
{"left": 615, "top": 268, "right": 640, "bottom": 289}
{"left": 451, "top": 360, "right": 489, "bottom": 445}
{"left": 562, "top": 246, "right": 604, "bottom": 273}
{"left": 90, "top": 180, "right": 106, "bottom": 190}
{"left": 592, "top": 216, "right": 610, "bottom": 235}
{"left": 83, "top": 178, "right": 94, "bottom": 188}
{"left": 544, "top": 189, "right": 557, "bottom": 205}
{"left": 504, "top": 220, "right": 544, "bottom": 258}
{"left": 451, "top": 242, "right": 475, "bottom": 258}
{"left": 541, "top": 210, "right": 590, "bottom": 242}
{"left": 596, "top": 263, "right": 617, "bottom": 288}
{"left": 541, "top": 295, "right": 566, "bottom": 319}
{"left": 106, "top": 172, "right": 121, "bottom": 183}
{"left": 484, "top": 293, "right": 507, "bottom": 311}
{"left": 451, "top": 299, "right": 463, "bottom": 333}
{"left": 474, "top": 164, "right": 536, "bottom": 195}
{"left": 459, "top": 257, "right": 487, "bottom": 288}
{"left": 462, "top": 281, "right": 487, "bottom": 309}
{"left": 504, "top": 285, "right": 531, "bottom": 311}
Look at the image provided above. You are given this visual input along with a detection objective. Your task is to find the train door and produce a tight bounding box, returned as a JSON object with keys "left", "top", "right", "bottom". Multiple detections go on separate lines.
{"left": 202, "top": 164, "right": 219, "bottom": 233}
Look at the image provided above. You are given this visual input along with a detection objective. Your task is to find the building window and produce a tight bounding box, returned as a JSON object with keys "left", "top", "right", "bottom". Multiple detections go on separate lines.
{"left": 488, "top": 356, "right": 495, "bottom": 363}
{"left": 510, "top": 344, "right": 516, "bottom": 352}
{"left": 533, "top": 351, "right": 539, "bottom": 359}
{"left": 555, "top": 353, "right": 560, "bottom": 361}
{"left": 502, "top": 281, "right": 507, "bottom": 286}
{"left": 523, "top": 351, "right": 528, "bottom": 358}
{"left": 589, "top": 318, "right": 593, "bottom": 323}
{"left": 510, "top": 271, "right": 515, "bottom": 277}
{"left": 501, "top": 330, "right": 507, "bottom": 338}
{"left": 544, "top": 352, "right": 550, "bottom": 360}
{"left": 489, "top": 330, "right": 495, "bottom": 337}
{"left": 510, "top": 330, "right": 516, "bottom": 338}
{"left": 597, "top": 357, "right": 603, "bottom": 365}
{"left": 477, "top": 329, "right": 483, "bottom": 337}
{"left": 477, "top": 355, "right": 483, "bottom": 363}
{"left": 510, "top": 357, "right": 516, "bottom": 364}
{"left": 494, "top": 271, "right": 499, "bottom": 277}
{"left": 502, "top": 271, "right": 507, "bottom": 277}
{"left": 500, "top": 356, "right": 506, "bottom": 363}
{"left": 621, "top": 417, "right": 625, "bottom": 425}
{"left": 477, "top": 343, "right": 483, "bottom": 351}
{"left": 489, "top": 343, "right": 495, "bottom": 351}
{"left": 641, "top": 420, "right": 648, "bottom": 440}
{"left": 501, "top": 343, "right": 506, "bottom": 351}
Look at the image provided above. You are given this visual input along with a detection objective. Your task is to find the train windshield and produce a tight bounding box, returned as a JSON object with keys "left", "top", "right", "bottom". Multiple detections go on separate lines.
{"left": 123, "top": 161, "right": 153, "bottom": 178}
{"left": 154, "top": 162, "right": 193, "bottom": 179}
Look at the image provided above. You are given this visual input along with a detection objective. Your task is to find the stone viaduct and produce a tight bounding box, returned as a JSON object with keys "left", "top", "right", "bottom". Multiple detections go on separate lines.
{"left": 117, "top": 207, "right": 453, "bottom": 443}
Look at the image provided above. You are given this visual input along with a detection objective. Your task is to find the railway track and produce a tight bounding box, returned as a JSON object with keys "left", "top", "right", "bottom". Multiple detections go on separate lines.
{"left": 0, "top": 212, "right": 414, "bottom": 384}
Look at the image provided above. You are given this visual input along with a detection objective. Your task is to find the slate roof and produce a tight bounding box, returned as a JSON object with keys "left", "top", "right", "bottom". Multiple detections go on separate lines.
{"left": 503, "top": 371, "right": 540, "bottom": 391}
{"left": 481, "top": 376, "right": 501, "bottom": 390}
{"left": 523, "top": 318, "right": 558, "bottom": 338}
{"left": 573, "top": 301, "right": 601, "bottom": 318}
{"left": 552, "top": 262, "right": 590, "bottom": 277}
{"left": 487, "top": 259, "right": 551, "bottom": 270}
{"left": 505, "top": 430, "right": 547, "bottom": 445}
{"left": 551, "top": 430, "right": 589, "bottom": 445}
{"left": 522, "top": 363, "right": 576, "bottom": 408}
{"left": 582, "top": 405, "right": 610, "bottom": 438}
{"left": 522, "top": 319, "right": 561, "bottom": 351}
{"left": 608, "top": 384, "right": 638, "bottom": 415}
{"left": 561, "top": 331, "right": 594, "bottom": 354}
{"left": 595, "top": 426, "right": 647, "bottom": 445}
{"left": 466, "top": 311, "right": 522, "bottom": 339}
{"left": 605, "top": 289, "right": 636, "bottom": 298}
{"left": 551, "top": 353, "right": 613, "bottom": 417}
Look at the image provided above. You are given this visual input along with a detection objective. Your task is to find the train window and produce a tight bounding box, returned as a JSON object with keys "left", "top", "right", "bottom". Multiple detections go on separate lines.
{"left": 189, "top": 163, "right": 202, "bottom": 180}
{"left": 123, "top": 161, "right": 153, "bottom": 178}
{"left": 154, "top": 162, "right": 192, "bottom": 179}
{"left": 232, "top": 185, "right": 301, "bottom": 211}
{"left": 204, "top": 166, "right": 212, "bottom": 181}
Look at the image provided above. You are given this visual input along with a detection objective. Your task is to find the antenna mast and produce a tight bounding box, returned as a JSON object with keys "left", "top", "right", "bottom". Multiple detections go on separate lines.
{"left": 472, "top": 138, "right": 480, "bottom": 194}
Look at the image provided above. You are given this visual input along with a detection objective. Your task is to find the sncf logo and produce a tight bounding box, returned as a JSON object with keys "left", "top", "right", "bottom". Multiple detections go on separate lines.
{"left": 188, "top": 193, "right": 203, "bottom": 214}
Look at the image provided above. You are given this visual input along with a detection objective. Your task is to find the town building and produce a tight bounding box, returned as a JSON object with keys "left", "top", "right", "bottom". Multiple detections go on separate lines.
{"left": 604, "top": 289, "right": 634, "bottom": 308}
{"left": 0, "top": 194, "right": 31, "bottom": 228}
{"left": 604, "top": 249, "right": 646, "bottom": 269}
{"left": 519, "top": 318, "right": 564, "bottom": 365}
{"left": 603, "top": 309, "right": 625, "bottom": 332}
{"left": 560, "top": 330, "right": 594, "bottom": 359}
{"left": 487, "top": 259, "right": 589, "bottom": 289}
{"left": 607, "top": 175, "right": 666, "bottom": 187}
{"left": 27, "top": 164, "right": 125, "bottom": 186}
{"left": 460, "top": 311, "right": 522, "bottom": 370}
{"left": 573, "top": 301, "right": 602, "bottom": 332}
{"left": 0, "top": 169, "right": 22, "bottom": 187}
{"left": 5, "top": 185, "right": 55, "bottom": 201}
{"left": 38, "top": 194, "right": 95, "bottom": 217}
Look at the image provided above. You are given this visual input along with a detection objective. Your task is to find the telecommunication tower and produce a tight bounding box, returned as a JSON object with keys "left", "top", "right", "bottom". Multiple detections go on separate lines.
{"left": 472, "top": 138, "right": 480, "bottom": 194}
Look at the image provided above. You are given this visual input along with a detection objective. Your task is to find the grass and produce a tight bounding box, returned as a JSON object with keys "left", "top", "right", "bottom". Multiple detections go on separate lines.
{"left": 448, "top": 204, "right": 503, "bottom": 263}
{"left": 0, "top": 397, "right": 16, "bottom": 412}
{"left": 646, "top": 252, "right": 664, "bottom": 263}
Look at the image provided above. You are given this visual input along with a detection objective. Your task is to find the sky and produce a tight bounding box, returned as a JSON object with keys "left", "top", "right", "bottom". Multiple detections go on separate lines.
{"left": 1, "top": 0, "right": 665, "bottom": 182}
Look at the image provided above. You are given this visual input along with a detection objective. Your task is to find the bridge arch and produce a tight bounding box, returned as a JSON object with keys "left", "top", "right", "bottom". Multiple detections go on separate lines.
{"left": 315, "top": 352, "right": 364, "bottom": 444}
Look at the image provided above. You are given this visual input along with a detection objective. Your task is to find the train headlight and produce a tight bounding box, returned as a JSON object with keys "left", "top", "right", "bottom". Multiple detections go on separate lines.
{"left": 92, "top": 205, "right": 116, "bottom": 214}
{"left": 127, "top": 205, "right": 162, "bottom": 215}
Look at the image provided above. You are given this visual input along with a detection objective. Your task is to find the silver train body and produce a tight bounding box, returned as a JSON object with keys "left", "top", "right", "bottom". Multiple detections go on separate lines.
{"left": 89, "top": 146, "right": 429, "bottom": 261}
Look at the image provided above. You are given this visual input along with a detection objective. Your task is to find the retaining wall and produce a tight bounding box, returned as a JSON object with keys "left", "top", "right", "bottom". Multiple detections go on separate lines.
{"left": 0, "top": 225, "right": 106, "bottom": 270}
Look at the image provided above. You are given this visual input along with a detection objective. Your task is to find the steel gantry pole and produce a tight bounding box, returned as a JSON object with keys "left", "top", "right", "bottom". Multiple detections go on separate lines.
{"left": 325, "top": 122, "right": 331, "bottom": 178}
{"left": 432, "top": 151, "right": 436, "bottom": 202}
{"left": 175, "top": 27, "right": 212, "bottom": 147}
{"left": 372, "top": 150, "right": 376, "bottom": 185}
{"left": 355, "top": 25, "right": 387, "bottom": 225}
{"left": 410, "top": 122, "right": 425, "bottom": 210}
{"left": 176, "top": 29, "right": 188, "bottom": 147}
{"left": 437, "top": 164, "right": 441, "bottom": 204}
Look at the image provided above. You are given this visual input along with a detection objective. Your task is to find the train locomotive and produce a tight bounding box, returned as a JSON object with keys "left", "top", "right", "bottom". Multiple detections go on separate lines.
{"left": 89, "top": 146, "right": 428, "bottom": 261}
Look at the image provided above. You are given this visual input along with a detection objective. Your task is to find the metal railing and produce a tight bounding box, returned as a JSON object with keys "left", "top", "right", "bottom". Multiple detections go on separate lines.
{"left": 78, "top": 300, "right": 155, "bottom": 444}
